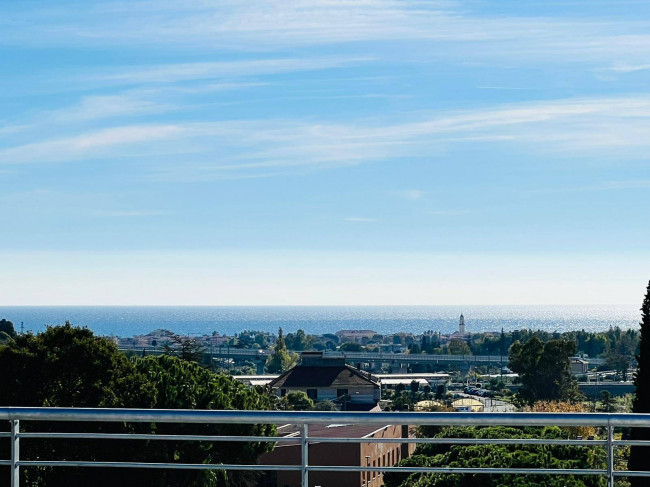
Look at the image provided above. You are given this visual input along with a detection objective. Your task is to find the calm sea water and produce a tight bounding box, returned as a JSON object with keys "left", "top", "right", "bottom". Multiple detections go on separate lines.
{"left": 0, "top": 305, "right": 640, "bottom": 337}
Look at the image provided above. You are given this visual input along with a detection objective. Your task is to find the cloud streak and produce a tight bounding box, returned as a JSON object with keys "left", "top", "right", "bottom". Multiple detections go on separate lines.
{"left": 4, "top": 95, "right": 650, "bottom": 175}
{"left": 3, "top": 0, "right": 650, "bottom": 67}
{"left": 86, "top": 57, "right": 373, "bottom": 86}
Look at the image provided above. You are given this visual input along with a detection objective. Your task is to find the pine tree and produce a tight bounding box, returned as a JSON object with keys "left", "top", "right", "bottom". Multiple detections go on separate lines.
{"left": 266, "top": 327, "right": 297, "bottom": 373}
{"left": 629, "top": 280, "right": 650, "bottom": 485}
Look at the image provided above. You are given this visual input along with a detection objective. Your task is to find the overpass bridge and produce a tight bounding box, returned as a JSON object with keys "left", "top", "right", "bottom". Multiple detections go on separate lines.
{"left": 208, "top": 349, "right": 604, "bottom": 366}
{"left": 122, "top": 346, "right": 605, "bottom": 373}
{"left": 208, "top": 349, "right": 511, "bottom": 373}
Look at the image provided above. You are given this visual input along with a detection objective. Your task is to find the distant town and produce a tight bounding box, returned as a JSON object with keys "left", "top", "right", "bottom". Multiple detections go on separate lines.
{"left": 113, "top": 314, "right": 638, "bottom": 414}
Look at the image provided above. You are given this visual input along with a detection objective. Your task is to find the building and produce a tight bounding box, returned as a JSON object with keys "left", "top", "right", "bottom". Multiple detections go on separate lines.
{"left": 571, "top": 358, "right": 589, "bottom": 375}
{"left": 452, "top": 398, "right": 484, "bottom": 412}
{"left": 258, "top": 423, "right": 415, "bottom": 487}
{"left": 337, "top": 330, "right": 378, "bottom": 343}
{"left": 447, "top": 314, "right": 469, "bottom": 341}
{"left": 268, "top": 352, "right": 381, "bottom": 410}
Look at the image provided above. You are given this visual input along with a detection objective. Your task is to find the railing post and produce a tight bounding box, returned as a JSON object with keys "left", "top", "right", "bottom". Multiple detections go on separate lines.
{"left": 10, "top": 420, "right": 19, "bottom": 487}
{"left": 607, "top": 422, "right": 614, "bottom": 487}
{"left": 301, "top": 423, "right": 309, "bottom": 487}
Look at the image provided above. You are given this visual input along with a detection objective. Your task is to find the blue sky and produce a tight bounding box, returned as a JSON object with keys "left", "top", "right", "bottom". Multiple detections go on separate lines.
{"left": 1, "top": 0, "right": 649, "bottom": 305}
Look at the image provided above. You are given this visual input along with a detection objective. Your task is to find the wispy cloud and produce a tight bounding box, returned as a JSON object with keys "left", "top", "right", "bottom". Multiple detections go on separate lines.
{"left": 0, "top": 125, "right": 185, "bottom": 164}
{"left": 602, "top": 63, "right": 650, "bottom": 73}
{"left": 3, "top": 0, "right": 650, "bottom": 67}
{"left": 4, "top": 95, "right": 650, "bottom": 173}
{"left": 397, "top": 189, "right": 427, "bottom": 200}
{"left": 86, "top": 57, "right": 372, "bottom": 86}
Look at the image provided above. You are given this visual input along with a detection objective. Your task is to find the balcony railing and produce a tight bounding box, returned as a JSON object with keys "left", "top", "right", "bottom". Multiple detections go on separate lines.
{"left": 2, "top": 407, "right": 650, "bottom": 487}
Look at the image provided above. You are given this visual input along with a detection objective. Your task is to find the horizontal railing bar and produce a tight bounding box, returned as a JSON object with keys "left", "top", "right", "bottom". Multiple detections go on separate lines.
{"left": 308, "top": 436, "right": 608, "bottom": 446}
{"left": 614, "top": 439, "right": 650, "bottom": 447}
{"left": 16, "top": 432, "right": 613, "bottom": 447}
{"left": 0, "top": 433, "right": 10, "bottom": 438}
{"left": 614, "top": 471, "right": 650, "bottom": 477}
{"left": 10, "top": 461, "right": 623, "bottom": 476}
{"left": 9, "top": 461, "right": 650, "bottom": 477}
{"left": 5, "top": 407, "right": 650, "bottom": 427}
{"left": 309, "top": 466, "right": 608, "bottom": 475}
{"left": 16, "top": 461, "right": 301, "bottom": 471}
{"left": 18, "top": 432, "right": 289, "bottom": 442}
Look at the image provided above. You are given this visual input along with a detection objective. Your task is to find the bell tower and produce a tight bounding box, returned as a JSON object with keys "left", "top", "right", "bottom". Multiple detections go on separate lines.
{"left": 459, "top": 314, "right": 466, "bottom": 334}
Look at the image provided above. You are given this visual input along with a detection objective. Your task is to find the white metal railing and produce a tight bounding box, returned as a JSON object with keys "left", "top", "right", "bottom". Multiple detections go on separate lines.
{"left": 2, "top": 408, "right": 650, "bottom": 487}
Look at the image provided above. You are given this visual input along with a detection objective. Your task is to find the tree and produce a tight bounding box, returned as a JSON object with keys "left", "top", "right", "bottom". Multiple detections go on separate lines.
{"left": 448, "top": 339, "right": 471, "bottom": 355}
{"left": 0, "top": 318, "right": 16, "bottom": 338}
{"left": 509, "top": 336, "right": 581, "bottom": 404}
{"left": 339, "top": 341, "right": 363, "bottom": 352}
{"left": 162, "top": 333, "right": 206, "bottom": 363}
{"left": 281, "top": 391, "right": 314, "bottom": 410}
{"left": 606, "top": 332, "right": 635, "bottom": 381}
{"left": 630, "top": 280, "right": 650, "bottom": 485}
{"left": 265, "top": 328, "right": 298, "bottom": 373}
{"left": 0, "top": 323, "right": 155, "bottom": 486}
{"left": 408, "top": 343, "right": 421, "bottom": 354}
{"left": 0, "top": 322, "right": 154, "bottom": 408}
{"left": 383, "top": 425, "right": 606, "bottom": 487}
{"left": 133, "top": 355, "right": 276, "bottom": 486}
{"left": 0, "top": 323, "right": 276, "bottom": 487}
{"left": 313, "top": 399, "right": 338, "bottom": 411}
{"left": 285, "top": 329, "right": 313, "bottom": 351}
{"left": 599, "top": 390, "right": 616, "bottom": 413}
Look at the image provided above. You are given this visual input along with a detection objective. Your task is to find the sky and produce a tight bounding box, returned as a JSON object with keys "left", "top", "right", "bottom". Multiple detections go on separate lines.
{"left": 1, "top": 0, "right": 649, "bottom": 305}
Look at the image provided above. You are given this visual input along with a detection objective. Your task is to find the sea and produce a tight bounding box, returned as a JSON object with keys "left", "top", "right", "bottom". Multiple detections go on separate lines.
{"left": 0, "top": 305, "right": 641, "bottom": 338}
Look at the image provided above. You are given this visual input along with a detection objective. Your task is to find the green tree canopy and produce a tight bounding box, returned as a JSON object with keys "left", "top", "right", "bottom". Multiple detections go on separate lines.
{"left": 509, "top": 336, "right": 581, "bottom": 404}
{"left": 0, "top": 321, "right": 154, "bottom": 408}
{"left": 265, "top": 327, "right": 298, "bottom": 373}
{"left": 0, "top": 323, "right": 276, "bottom": 487}
{"left": 0, "top": 318, "right": 16, "bottom": 339}
{"left": 448, "top": 339, "right": 471, "bottom": 355}
{"left": 161, "top": 333, "right": 207, "bottom": 363}
{"left": 284, "top": 329, "right": 314, "bottom": 351}
{"left": 384, "top": 425, "right": 606, "bottom": 487}
{"left": 630, "top": 280, "right": 650, "bottom": 485}
{"left": 339, "top": 341, "right": 363, "bottom": 352}
{"left": 280, "top": 391, "right": 314, "bottom": 411}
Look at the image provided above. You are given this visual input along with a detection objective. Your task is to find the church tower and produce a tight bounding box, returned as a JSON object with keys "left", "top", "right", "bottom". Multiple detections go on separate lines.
{"left": 459, "top": 314, "right": 466, "bottom": 334}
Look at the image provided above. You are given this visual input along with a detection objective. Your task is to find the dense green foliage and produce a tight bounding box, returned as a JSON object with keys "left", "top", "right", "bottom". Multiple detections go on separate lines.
{"left": 265, "top": 327, "right": 298, "bottom": 373}
{"left": 0, "top": 323, "right": 276, "bottom": 487}
{"left": 509, "top": 336, "right": 581, "bottom": 404}
{"left": 467, "top": 328, "right": 636, "bottom": 360}
{"left": 630, "top": 280, "right": 650, "bottom": 485}
{"left": 384, "top": 426, "right": 607, "bottom": 487}
{"left": 284, "top": 329, "right": 314, "bottom": 351}
{"left": 0, "top": 322, "right": 154, "bottom": 408}
{"left": 0, "top": 318, "right": 16, "bottom": 343}
{"left": 161, "top": 333, "right": 207, "bottom": 363}
{"left": 339, "top": 341, "right": 363, "bottom": 351}
{"left": 448, "top": 339, "right": 471, "bottom": 355}
{"left": 279, "top": 391, "right": 314, "bottom": 410}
